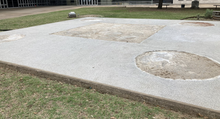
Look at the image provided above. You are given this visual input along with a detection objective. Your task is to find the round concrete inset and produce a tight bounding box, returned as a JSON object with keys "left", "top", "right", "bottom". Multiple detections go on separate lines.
{"left": 181, "top": 22, "right": 214, "bottom": 27}
{"left": 0, "top": 34, "right": 25, "bottom": 42}
{"left": 136, "top": 51, "right": 220, "bottom": 80}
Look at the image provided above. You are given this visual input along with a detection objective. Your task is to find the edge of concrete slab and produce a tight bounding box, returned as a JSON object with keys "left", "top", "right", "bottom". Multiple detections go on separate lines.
{"left": 0, "top": 60, "right": 220, "bottom": 118}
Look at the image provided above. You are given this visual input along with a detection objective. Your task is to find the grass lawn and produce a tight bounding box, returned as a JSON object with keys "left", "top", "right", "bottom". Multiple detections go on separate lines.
{"left": 0, "top": 67, "right": 201, "bottom": 119}
{"left": 0, "top": 7, "right": 218, "bottom": 31}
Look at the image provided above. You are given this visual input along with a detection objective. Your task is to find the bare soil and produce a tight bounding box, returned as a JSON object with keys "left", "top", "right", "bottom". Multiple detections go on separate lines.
{"left": 53, "top": 23, "right": 164, "bottom": 43}
{"left": 136, "top": 50, "right": 220, "bottom": 80}
{"left": 0, "top": 35, "right": 9, "bottom": 40}
{"left": 180, "top": 22, "right": 214, "bottom": 27}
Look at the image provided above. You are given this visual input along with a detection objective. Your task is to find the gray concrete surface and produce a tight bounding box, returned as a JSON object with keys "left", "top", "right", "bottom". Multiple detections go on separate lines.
{"left": 0, "top": 18, "right": 220, "bottom": 112}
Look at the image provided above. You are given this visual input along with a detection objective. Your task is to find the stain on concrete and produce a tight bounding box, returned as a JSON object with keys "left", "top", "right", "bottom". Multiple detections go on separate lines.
{"left": 0, "top": 34, "right": 25, "bottom": 43}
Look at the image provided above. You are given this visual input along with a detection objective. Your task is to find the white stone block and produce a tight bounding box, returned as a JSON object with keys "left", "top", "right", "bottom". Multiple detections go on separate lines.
{"left": 68, "top": 12, "right": 76, "bottom": 18}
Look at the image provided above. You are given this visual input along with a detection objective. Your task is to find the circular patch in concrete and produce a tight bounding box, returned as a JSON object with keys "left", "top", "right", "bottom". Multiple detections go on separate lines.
{"left": 0, "top": 34, "right": 25, "bottom": 42}
{"left": 181, "top": 22, "right": 214, "bottom": 27}
{"left": 136, "top": 51, "right": 220, "bottom": 80}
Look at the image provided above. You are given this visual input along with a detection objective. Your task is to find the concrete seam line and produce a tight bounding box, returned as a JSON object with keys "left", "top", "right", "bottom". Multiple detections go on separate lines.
{"left": 0, "top": 60, "right": 219, "bottom": 118}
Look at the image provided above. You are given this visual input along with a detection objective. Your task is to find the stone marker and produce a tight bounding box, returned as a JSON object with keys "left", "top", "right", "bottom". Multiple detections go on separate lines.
{"left": 68, "top": 12, "right": 76, "bottom": 18}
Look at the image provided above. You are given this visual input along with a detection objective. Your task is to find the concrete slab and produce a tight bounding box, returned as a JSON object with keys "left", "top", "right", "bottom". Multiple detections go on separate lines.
{"left": 0, "top": 18, "right": 220, "bottom": 113}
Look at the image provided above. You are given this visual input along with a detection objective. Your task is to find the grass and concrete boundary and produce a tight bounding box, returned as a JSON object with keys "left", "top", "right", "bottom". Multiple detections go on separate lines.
{"left": 1, "top": 60, "right": 220, "bottom": 118}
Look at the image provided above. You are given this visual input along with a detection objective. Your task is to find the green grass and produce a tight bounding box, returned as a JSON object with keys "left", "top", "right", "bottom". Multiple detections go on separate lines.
{"left": 0, "top": 67, "right": 201, "bottom": 119}
{"left": 0, "top": 7, "right": 218, "bottom": 31}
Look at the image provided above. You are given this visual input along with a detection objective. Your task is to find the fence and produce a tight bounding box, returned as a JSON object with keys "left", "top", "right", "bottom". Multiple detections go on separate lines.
{"left": 97, "top": 1, "right": 154, "bottom": 5}
{"left": 17, "top": 0, "right": 67, "bottom": 7}
{"left": 0, "top": 0, "right": 70, "bottom": 8}
{"left": 78, "top": 0, "right": 98, "bottom": 5}
{"left": 1, "top": 0, "right": 157, "bottom": 8}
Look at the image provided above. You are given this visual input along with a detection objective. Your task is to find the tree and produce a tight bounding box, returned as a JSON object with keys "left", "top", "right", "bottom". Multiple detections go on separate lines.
{"left": 158, "top": 0, "right": 163, "bottom": 9}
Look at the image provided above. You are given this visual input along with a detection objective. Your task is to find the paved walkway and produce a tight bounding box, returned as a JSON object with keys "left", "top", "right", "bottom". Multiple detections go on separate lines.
{"left": 0, "top": 6, "right": 82, "bottom": 20}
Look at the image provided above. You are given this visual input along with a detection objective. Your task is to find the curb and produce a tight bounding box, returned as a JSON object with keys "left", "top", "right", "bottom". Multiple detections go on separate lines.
{"left": 0, "top": 60, "right": 220, "bottom": 118}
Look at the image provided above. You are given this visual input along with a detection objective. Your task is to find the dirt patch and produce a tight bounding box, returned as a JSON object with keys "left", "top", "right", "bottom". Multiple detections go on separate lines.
{"left": 136, "top": 50, "right": 220, "bottom": 80}
{"left": 180, "top": 22, "right": 214, "bottom": 27}
{"left": 0, "top": 34, "right": 25, "bottom": 43}
{"left": 0, "top": 35, "right": 9, "bottom": 40}
{"left": 53, "top": 23, "right": 164, "bottom": 43}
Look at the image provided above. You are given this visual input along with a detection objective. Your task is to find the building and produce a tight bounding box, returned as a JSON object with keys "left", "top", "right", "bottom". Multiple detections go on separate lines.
{"left": 0, "top": 0, "right": 174, "bottom": 8}
{"left": 1, "top": 0, "right": 220, "bottom": 9}
{"left": 0, "top": 0, "right": 77, "bottom": 8}
{"left": 173, "top": 0, "right": 220, "bottom": 4}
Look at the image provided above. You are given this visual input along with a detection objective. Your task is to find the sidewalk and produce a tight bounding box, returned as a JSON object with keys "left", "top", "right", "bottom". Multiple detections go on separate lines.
{"left": 0, "top": 6, "right": 82, "bottom": 20}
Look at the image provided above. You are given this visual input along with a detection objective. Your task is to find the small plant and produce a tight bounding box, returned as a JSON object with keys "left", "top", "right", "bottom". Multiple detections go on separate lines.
{"left": 204, "top": 9, "right": 213, "bottom": 19}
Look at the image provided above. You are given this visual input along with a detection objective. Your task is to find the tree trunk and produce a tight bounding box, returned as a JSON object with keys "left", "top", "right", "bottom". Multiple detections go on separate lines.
{"left": 158, "top": 0, "right": 163, "bottom": 9}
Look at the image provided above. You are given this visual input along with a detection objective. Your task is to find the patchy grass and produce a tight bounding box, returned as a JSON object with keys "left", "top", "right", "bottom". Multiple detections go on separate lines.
{"left": 74, "top": 7, "right": 207, "bottom": 19}
{"left": 0, "top": 7, "right": 218, "bottom": 31}
{"left": 0, "top": 67, "right": 201, "bottom": 119}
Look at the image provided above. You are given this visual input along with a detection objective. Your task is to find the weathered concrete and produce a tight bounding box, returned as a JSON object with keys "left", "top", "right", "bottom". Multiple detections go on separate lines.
{"left": 0, "top": 18, "right": 220, "bottom": 117}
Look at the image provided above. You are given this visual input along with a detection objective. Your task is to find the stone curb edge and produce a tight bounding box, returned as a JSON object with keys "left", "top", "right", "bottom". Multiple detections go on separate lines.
{"left": 0, "top": 60, "right": 219, "bottom": 118}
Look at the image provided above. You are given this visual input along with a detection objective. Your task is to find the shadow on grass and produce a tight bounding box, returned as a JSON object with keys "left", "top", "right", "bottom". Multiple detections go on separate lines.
{"left": 0, "top": 29, "right": 12, "bottom": 31}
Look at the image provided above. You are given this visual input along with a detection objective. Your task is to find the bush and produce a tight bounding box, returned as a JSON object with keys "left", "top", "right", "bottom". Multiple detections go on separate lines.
{"left": 204, "top": 9, "right": 213, "bottom": 19}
